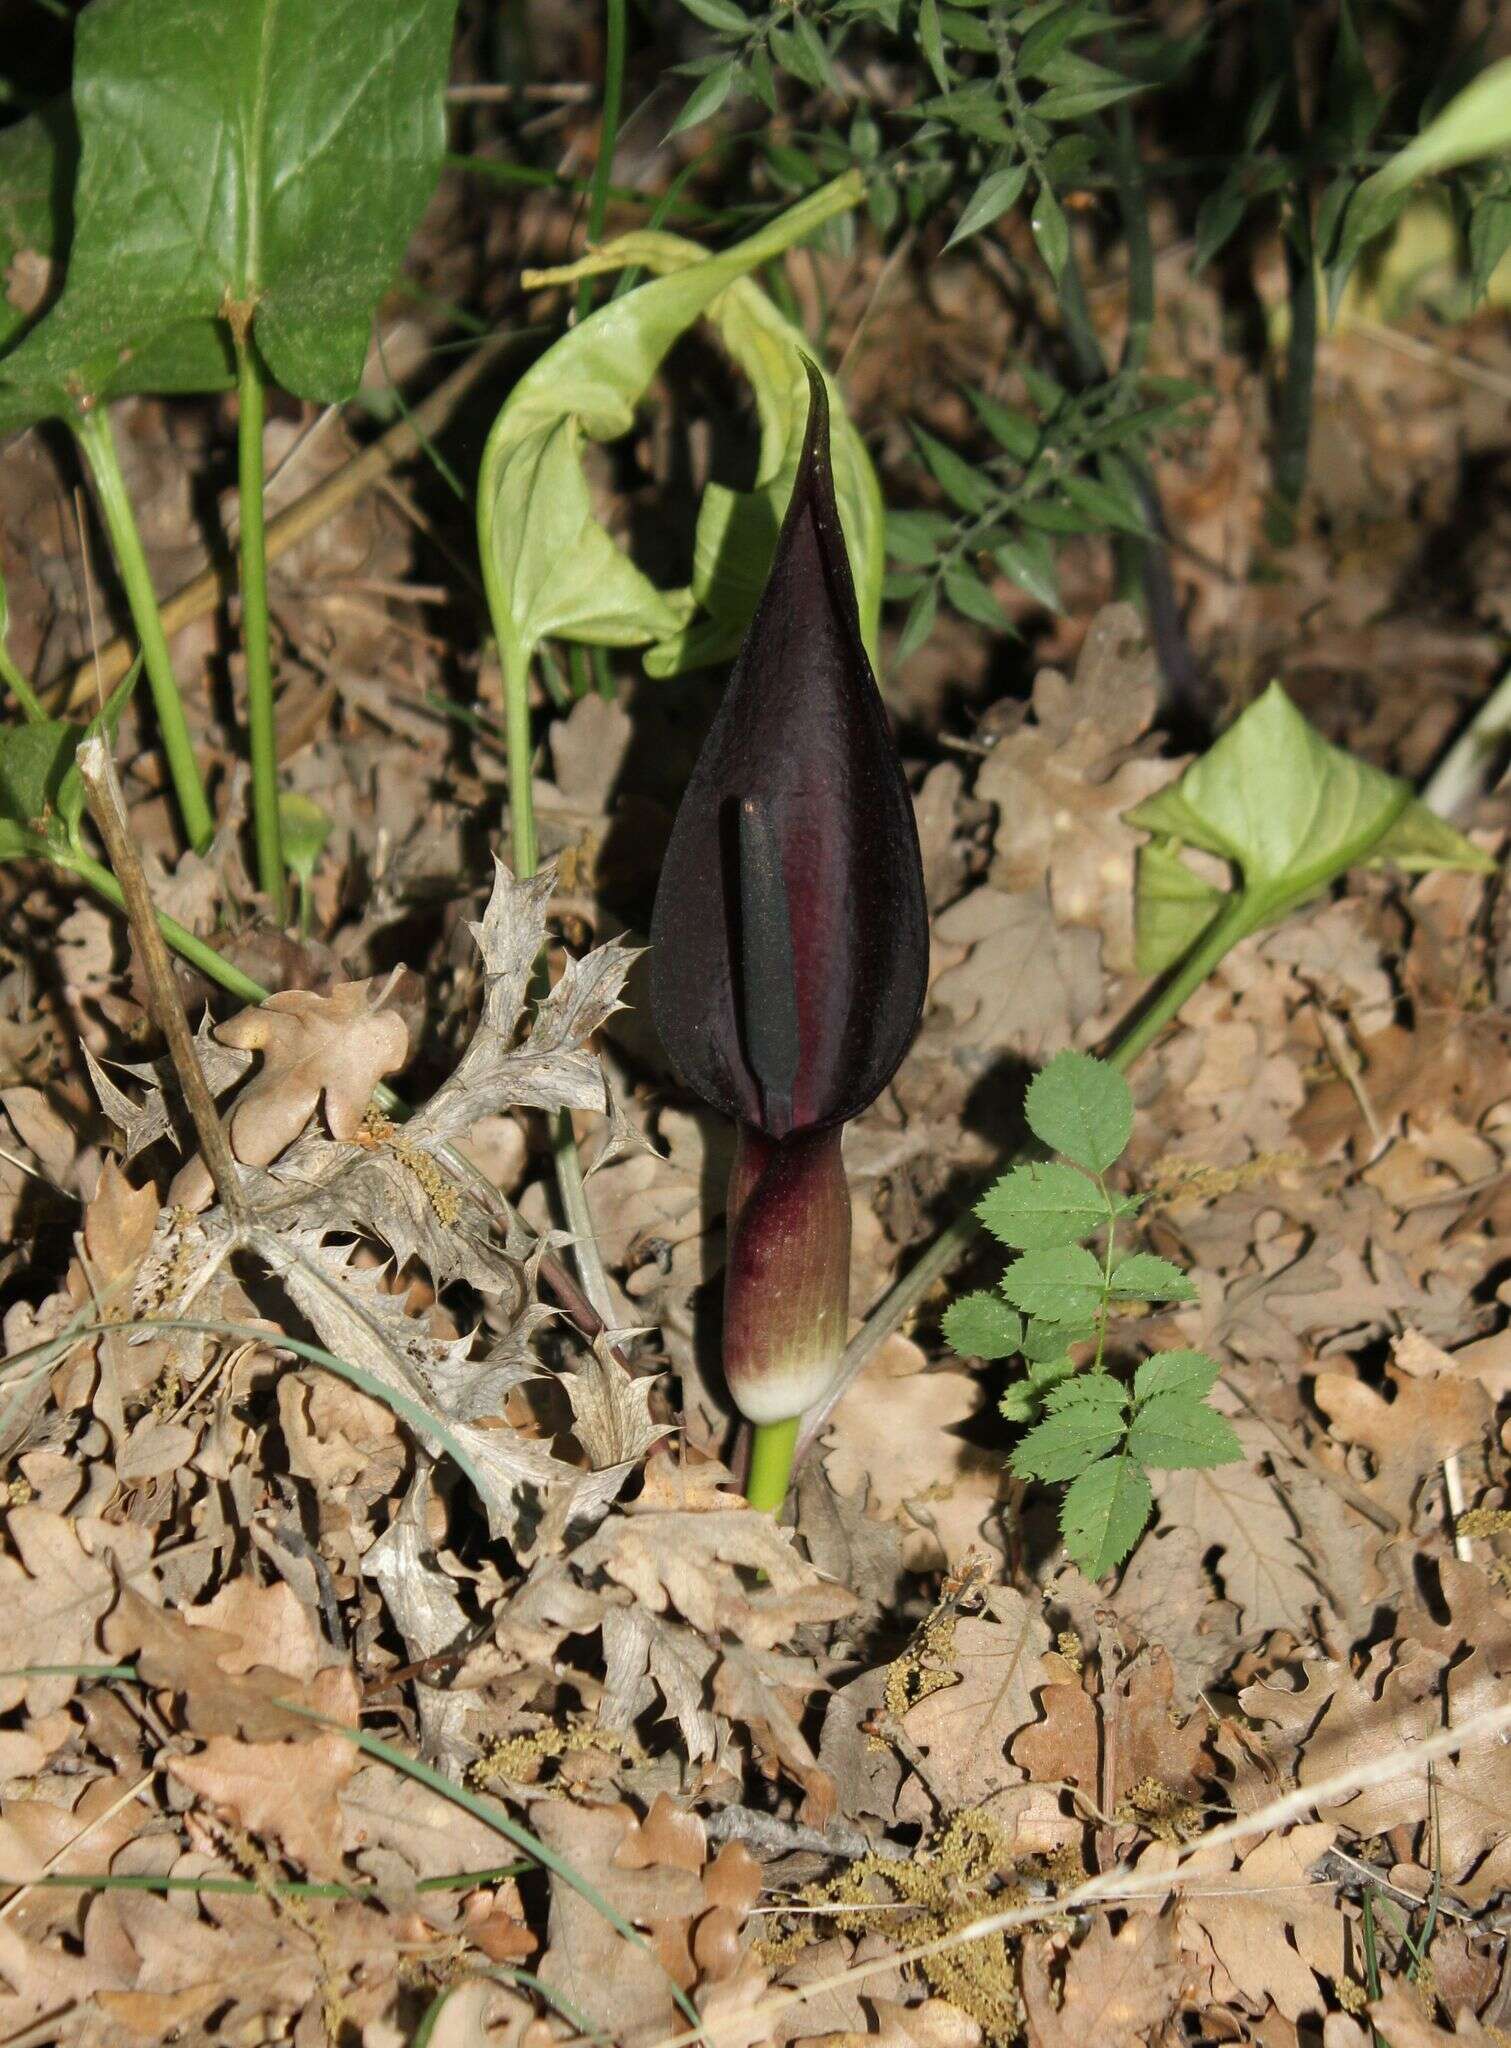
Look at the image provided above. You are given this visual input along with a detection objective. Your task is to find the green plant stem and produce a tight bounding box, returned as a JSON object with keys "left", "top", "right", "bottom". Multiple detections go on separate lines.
{"left": 792, "top": 889, "right": 1265, "bottom": 1466}
{"left": 0, "top": 643, "right": 46, "bottom": 723}
{"left": 576, "top": 0, "right": 627, "bottom": 323}
{"left": 73, "top": 406, "right": 214, "bottom": 853}
{"left": 500, "top": 645, "right": 539, "bottom": 879}
{"left": 490, "top": 636, "right": 610, "bottom": 1315}
{"left": 746, "top": 1416, "right": 799, "bottom": 1514}
{"left": 234, "top": 331, "right": 288, "bottom": 923}
{"left": 66, "top": 849, "right": 270, "bottom": 1006}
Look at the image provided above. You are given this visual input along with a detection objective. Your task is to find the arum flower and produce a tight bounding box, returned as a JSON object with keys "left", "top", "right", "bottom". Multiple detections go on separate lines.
{"left": 650, "top": 363, "right": 928, "bottom": 1509}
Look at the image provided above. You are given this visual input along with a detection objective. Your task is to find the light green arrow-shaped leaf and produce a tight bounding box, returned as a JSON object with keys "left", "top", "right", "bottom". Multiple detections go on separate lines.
{"left": 1126, "top": 682, "right": 1494, "bottom": 975}
{"left": 478, "top": 174, "right": 882, "bottom": 685}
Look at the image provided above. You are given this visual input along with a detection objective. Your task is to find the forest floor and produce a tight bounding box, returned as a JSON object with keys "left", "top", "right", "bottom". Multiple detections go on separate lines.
{"left": 0, "top": 15, "right": 1509, "bottom": 2048}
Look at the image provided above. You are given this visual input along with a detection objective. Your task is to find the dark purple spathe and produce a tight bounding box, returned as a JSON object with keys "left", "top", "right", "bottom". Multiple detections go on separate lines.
{"left": 649, "top": 364, "right": 928, "bottom": 1143}
{"left": 649, "top": 363, "right": 927, "bottom": 1428}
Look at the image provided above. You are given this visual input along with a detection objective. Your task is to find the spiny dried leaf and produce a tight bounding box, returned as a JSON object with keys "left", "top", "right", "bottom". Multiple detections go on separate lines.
{"left": 572, "top": 1501, "right": 857, "bottom": 1650}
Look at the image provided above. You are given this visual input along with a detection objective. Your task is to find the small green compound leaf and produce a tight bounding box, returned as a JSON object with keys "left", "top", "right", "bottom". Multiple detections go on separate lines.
{"left": 1001, "top": 1244, "right": 1106, "bottom": 1324}
{"left": 1023, "top": 1050, "right": 1133, "bottom": 1172}
{"left": 975, "top": 1159, "right": 1108, "bottom": 1250}
{"left": 1060, "top": 1455, "right": 1152, "bottom": 1577}
{"left": 1010, "top": 1401, "right": 1127, "bottom": 1483}
{"left": 999, "top": 1351, "right": 1077, "bottom": 1423}
{"left": 1132, "top": 1349, "right": 1221, "bottom": 1404}
{"left": 1108, "top": 1252, "right": 1198, "bottom": 1304}
{"left": 942, "top": 1292, "right": 1024, "bottom": 1361}
{"left": 1126, "top": 1394, "right": 1242, "bottom": 1470}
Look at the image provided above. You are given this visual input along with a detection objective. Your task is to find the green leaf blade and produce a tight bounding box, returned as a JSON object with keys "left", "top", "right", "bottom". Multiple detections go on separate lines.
{"left": 976, "top": 1159, "right": 1108, "bottom": 1249}
{"left": 1011, "top": 1404, "right": 1127, "bottom": 1484}
{"left": 1000, "top": 1244, "right": 1106, "bottom": 1324}
{"left": 1059, "top": 1455, "right": 1152, "bottom": 1576}
{"left": 1108, "top": 1252, "right": 1197, "bottom": 1304}
{"left": 1126, "top": 1393, "right": 1242, "bottom": 1469}
{"left": 1023, "top": 1050, "right": 1133, "bottom": 1171}
{"left": 942, "top": 1292, "right": 1024, "bottom": 1361}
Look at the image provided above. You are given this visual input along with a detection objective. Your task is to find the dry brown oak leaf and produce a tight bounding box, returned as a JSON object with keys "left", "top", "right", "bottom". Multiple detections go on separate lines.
{"left": 170, "top": 973, "right": 421, "bottom": 1210}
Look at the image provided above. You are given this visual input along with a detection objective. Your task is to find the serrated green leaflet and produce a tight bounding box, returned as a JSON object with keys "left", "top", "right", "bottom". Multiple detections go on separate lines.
{"left": 1132, "top": 1349, "right": 1221, "bottom": 1403}
{"left": 1126, "top": 1394, "right": 1242, "bottom": 1469}
{"left": 1059, "top": 1455, "right": 1152, "bottom": 1577}
{"left": 1044, "top": 1371, "right": 1127, "bottom": 1415}
{"left": 1000, "top": 1244, "right": 1106, "bottom": 1323}
{"left": 1022, "top": 1316, "right": 1095, "bottom": 1361}
{"left": 1011, "top": 1403, "right": 1126, "bottom": 1483}
{"left": 1108, "top": 1252, "right": 1197, "bottom": 1303}
{"left": 1023, "top": 1049, "right": 1133, "bottom": 1171}
{"left": 975, "top": 1159, "right": 1108, "bottom": 1249}
{"left": 942, "top": 1292, "right": 1023, "bottom": 1360}
{"left": 0, "top": 0, "right": 458, "bottom": 420}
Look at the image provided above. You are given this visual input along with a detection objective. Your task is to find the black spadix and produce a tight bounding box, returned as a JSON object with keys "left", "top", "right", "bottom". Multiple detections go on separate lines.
{"left": 650, "top": 363, "right": 928, "bottom": 1454}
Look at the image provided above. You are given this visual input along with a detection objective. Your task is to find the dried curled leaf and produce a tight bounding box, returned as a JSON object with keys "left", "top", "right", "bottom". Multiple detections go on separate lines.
{"left": 169, "top": 971, "right": 422, "bottom": 1210}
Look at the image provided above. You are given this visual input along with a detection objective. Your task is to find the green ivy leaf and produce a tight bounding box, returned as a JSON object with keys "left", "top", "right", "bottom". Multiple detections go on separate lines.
{"left": 1108, "top": 1252, "right": 1197, "bottom": 1303}
{"left": 976, "top": 1159, "right": 1108, "bottom": 1249}
{"left": 1023, "top": 1050, "right": 1133, "bottom": 1172}
{"left": 1001, "top": 1244, "right": 1106, "bottom": 1324}
{"left": 942, "top": 1292, "right": 1024, "bottom": 1361}
{"left": 1060, "top": 1454, "right": 1152, "bottom": 1576}
{"left": 1126, "top": 1393, "right": 1242, "bottom": 1469}
{"left": 1132, "top": 1349, "right": 1221, "bottom": 1404}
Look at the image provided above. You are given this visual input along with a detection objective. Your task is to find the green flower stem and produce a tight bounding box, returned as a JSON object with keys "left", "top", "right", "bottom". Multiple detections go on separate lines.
{"left": 576, "top": 0, "right": 627, "bottom": 323}
{"left": 1099, "top": 889, "right": 1265, "bottom": 1074}
{"left": 65, "top": 849, "right": 271, "bottom": 1007}
{"left": 746, "top": 1416, "right": 800, "bottom": 1515}
{"left": 0, "top": 642, "right": 46, "bottom": 724}
{"left": 73, "top": 405, "right": 214, "bottom": 853}
{"left": 487, "top": 633, "right": 611, "bottom": 1317}
{"left": 234, "top": 329, "right": 288, "bottom": 924}
{"left": 791, "top": 888, "right": 1267, "bottom": 1467}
